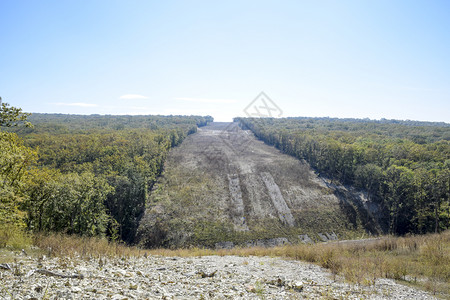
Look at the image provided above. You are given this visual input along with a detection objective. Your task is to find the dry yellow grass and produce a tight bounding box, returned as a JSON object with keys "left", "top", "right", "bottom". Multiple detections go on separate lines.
{"left": 33, "top": 233, "right": 145, "bottom": 258}
{"left": 148, "top": 232, "right": 449, "bottom": 296}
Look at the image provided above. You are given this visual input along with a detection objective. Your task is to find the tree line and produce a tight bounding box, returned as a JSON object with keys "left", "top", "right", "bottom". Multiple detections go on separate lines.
{"left": 236, "top": 117, "right": 450, "bottom": 235}
{"left": 1, "top": 103, "right": 213, "bottom": 245}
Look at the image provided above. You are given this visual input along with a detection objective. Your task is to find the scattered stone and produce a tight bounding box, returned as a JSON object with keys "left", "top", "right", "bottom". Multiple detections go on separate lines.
{"left": 246, "top": 237, "right": 291, "bottom": 247}
{"left": 318, "top": 233, "right": 329, "bottom": 242}
{"left": 289, "top": 281, "right": 304, "bottom": 292}
{"left": 246, "top": 285, "right": 256, "bottom": 293}
{"left": 28, "top": 268, "right": 84, "bottom": 279}
{"left": 266, "top": 277, "right": 286, "bottom": 287}
{"left": 0, "top": 263, "right": 11, "bottom": 270}
{"left": 215, "top": 241, "right": 234, "bottom": 249}
{"left": 0, "top": 255, "right": 438, "bottom": 299}
{"left": 34, "top": 285, "right": 43, "bottom": 293}
{"left": 326, "top": 232, "right": 338, "bottom": 240}
{"left": 197, "top": 270, "right": 217, "bottom": 278}
{"left": 298, "top": 234, "right": 313, "bottom": 244}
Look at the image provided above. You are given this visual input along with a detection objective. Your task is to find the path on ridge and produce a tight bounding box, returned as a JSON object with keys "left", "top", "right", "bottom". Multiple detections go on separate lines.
{"left": 138, "top": 122, "right": 381, "bottom": 247}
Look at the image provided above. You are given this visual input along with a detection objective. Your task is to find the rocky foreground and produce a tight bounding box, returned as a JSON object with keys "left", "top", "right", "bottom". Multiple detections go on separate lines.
{"left": 0, "top": 253, "right": 436, "bottom": 299}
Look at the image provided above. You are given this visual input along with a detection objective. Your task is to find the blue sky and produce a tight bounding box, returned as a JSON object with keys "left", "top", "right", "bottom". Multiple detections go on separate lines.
{"left": 1, "top": 0, "right": 449, "bottom": 122}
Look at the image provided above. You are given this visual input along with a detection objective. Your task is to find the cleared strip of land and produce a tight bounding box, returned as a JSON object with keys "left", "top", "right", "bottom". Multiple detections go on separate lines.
{"left": 138, "top": 122, "right": 381, "bottom": 247}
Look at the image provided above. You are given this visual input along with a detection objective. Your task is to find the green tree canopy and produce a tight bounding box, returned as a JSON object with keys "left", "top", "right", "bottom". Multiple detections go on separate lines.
{"left": 0, "top": 101, "right": 36, "bottom": 246}
{"left": 0, "top": 99, "right": 32, "bottom": 128}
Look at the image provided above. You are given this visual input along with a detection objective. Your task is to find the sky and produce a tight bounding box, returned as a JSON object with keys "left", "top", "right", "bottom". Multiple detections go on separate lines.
{"left": 1, "top": 0, "right": 450, "bottom": 122}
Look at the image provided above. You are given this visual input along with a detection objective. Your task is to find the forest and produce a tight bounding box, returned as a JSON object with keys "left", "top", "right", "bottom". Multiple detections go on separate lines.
{"left": 2, "top": 100, "right": 449, "bottom": 248}
{"left": 235, "top": 117, "right": 450, "bottom": 235}
{"left": 0, "top": 102, "right": 213, "bottom": 245}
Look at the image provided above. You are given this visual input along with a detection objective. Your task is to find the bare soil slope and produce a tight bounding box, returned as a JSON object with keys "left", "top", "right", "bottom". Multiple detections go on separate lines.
{"left": 138, "top": 122, "right": 382, "bottom": 248}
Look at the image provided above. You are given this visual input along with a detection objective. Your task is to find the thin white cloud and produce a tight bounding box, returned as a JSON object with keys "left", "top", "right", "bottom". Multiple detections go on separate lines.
{"left": 119, "top": 94, "right": 149, "bottom": 100}
{"left": 174, "top": 97, "right": 237, "bottom": 104}
{"left": 52, "top": 102, "right": 98, "bottom": 107}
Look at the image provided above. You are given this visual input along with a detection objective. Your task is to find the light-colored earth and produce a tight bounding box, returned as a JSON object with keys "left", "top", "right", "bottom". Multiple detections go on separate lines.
{"left": 138, "top": 122, "right": 382, "bottom": 248}
{"left": 0, "top": 252, "right": 437, "bottom": 299}
{"left": 176, "top": 122, "right": 336, "bottom": 229}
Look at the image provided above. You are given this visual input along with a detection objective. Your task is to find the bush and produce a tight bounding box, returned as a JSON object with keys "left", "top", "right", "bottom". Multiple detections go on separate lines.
{"left": 0, "top": 224, "right": 32, "bottom": 249}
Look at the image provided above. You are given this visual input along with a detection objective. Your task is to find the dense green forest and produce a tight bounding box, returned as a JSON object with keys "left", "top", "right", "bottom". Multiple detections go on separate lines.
{"left": 0, "top": 103, "right": 212, "bottom": 245}
{"left": 2, "top": 100, "right": 449, "bottom": 248}
{"left": 236, "top": 117, "right": 450, "bottom": 235}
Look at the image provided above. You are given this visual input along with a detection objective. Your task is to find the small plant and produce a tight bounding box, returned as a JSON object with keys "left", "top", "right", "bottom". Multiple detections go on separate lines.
{"left": 254, "top": 280, "right": 265, "bottom": 298}
{"left": 1, "top": 284, "right": 14, "bottom": 300}
{"left": 12, "top": 259, "right": 23, "bottom": 276}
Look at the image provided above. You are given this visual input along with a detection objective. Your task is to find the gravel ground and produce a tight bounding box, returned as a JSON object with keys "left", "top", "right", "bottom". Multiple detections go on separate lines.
{"left": 0, "top": 254, "right": 437, "bottom": 299}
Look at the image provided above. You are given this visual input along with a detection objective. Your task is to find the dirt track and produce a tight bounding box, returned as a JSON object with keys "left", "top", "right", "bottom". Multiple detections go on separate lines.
{"left": 139, "top": 122, "right": 381, "bottom": 247}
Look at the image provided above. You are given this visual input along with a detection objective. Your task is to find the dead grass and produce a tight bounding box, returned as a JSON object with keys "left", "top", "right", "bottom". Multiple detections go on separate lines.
{"left": 33, "top": 233, "right": 146, "bottom": 259}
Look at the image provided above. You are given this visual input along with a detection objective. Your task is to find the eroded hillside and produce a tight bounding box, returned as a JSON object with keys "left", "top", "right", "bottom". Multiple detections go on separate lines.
{"left": 138, "top": 122, "right": 382, "bottom": 248}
